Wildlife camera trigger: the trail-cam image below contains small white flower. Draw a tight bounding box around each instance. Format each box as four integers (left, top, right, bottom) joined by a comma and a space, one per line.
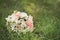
21, 21, 26, 28
28, 15, 33, 23
21, 12, 28, 18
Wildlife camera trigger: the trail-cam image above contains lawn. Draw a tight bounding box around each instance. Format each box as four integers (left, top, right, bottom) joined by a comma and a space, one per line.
0, 0, 60, 40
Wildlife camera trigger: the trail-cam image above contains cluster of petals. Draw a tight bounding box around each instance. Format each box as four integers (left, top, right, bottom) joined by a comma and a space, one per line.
5, 11, 34, 33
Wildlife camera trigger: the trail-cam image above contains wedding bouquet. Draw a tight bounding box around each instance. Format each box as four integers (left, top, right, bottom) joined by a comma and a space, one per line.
5, 10, 34, 33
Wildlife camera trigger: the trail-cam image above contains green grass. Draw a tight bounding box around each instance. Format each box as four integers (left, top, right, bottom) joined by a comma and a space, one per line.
0, 0, 60, 40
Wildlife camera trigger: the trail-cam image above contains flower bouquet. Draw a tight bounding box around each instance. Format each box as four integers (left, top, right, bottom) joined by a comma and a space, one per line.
5, 11, 34, 33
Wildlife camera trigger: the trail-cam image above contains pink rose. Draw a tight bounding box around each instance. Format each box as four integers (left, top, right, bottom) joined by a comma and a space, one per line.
25, 20, 33, 29
15, 12, 21, 18
16, 25, 21, 30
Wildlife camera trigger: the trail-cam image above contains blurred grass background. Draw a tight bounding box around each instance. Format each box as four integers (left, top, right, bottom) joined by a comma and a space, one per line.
0, 0, 60, 40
